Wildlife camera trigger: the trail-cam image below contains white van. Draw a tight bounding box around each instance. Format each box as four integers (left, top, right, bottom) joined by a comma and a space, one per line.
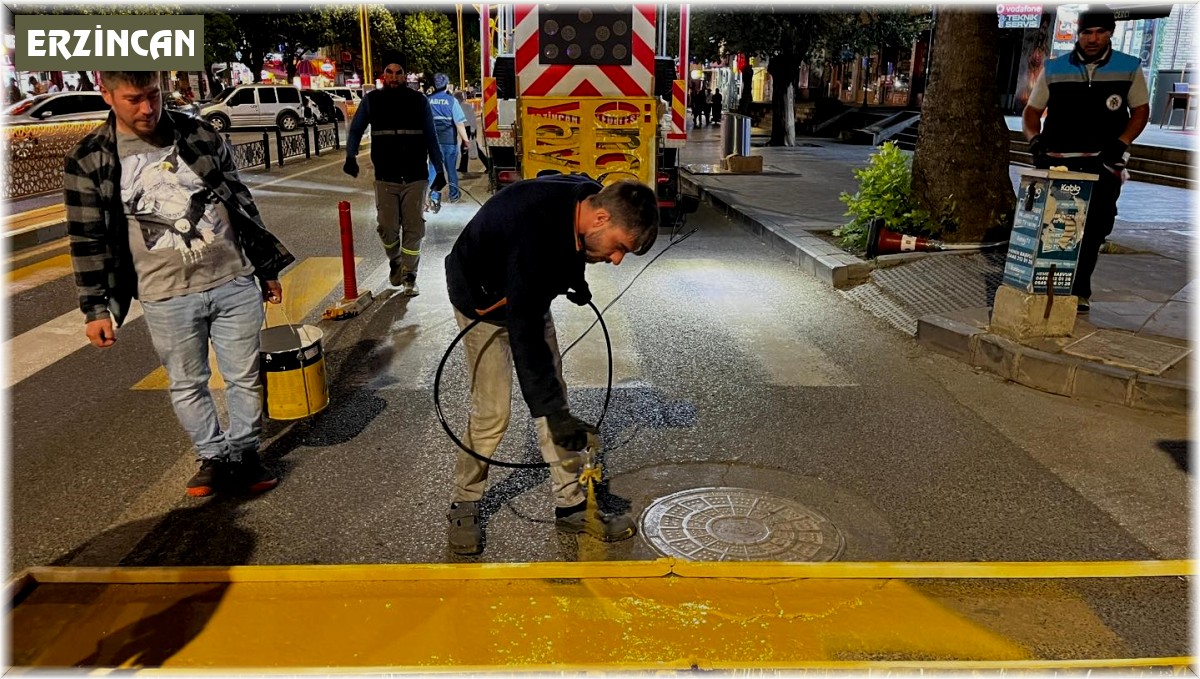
200, 84, 305, 132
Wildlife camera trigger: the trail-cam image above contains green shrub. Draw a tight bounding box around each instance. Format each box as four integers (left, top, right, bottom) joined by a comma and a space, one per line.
834, 142, 945, 252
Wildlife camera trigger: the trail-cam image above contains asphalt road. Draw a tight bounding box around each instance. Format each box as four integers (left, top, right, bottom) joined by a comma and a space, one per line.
4, 152, 1189, 656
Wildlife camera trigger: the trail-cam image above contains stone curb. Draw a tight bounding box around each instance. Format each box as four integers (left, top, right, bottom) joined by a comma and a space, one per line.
916, 313, 1189, 415
6, 220, 69, 254
680, 173, 871, 289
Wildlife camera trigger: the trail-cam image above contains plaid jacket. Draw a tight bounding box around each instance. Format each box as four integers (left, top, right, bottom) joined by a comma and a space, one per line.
64, 110, 294, 326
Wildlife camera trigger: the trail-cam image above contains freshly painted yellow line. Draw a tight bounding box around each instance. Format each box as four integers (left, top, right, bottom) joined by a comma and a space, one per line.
6, 254, 73, 295
9, 563, 1190, 670
18, 558, 1195, 584
131, 258, 353, 390
668, 558, 1197, 579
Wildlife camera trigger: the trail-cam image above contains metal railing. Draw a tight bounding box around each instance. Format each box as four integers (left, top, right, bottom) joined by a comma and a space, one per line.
5, 119, 345, 201
227, 131, 273, 171
2, 121, 104, 201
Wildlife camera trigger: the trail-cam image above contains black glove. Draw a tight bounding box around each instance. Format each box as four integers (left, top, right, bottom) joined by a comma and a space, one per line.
432, 171, 448, 192
566, 280, 591, 306
342, 157, 359, 178
1100, 139, 1129, 174
1028, 135, 1050, 168
546, 411, 598, 452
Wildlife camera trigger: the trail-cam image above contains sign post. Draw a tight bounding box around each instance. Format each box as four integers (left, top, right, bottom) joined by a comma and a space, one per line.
992, 168, 1098, 340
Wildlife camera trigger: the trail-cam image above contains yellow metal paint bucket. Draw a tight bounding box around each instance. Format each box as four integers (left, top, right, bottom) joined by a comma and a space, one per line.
260, 324, 329, 420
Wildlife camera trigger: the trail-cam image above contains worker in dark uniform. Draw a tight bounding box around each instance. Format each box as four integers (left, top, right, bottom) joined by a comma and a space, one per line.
1022, 9, 1149, 312
443, 175, 659, 556
344, 53, 446, 296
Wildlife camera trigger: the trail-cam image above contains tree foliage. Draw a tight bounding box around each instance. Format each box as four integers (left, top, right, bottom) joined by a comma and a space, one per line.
397, 11, 460, 79
690, 7, 927, 145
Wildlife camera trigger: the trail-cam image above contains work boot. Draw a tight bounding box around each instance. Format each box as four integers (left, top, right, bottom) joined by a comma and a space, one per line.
555, 502, 636, 542
186, 457, 228, 497
398, 273, 419, 297
1077, 297, 1090, 313
448, 501, 483, 555
228, 450, 279, 495
389, 260, 405, 287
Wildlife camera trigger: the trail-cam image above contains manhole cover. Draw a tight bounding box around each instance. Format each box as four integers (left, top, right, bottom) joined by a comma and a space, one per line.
639, 487, 844, 562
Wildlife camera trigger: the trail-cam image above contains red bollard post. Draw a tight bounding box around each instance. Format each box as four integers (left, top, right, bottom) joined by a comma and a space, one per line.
338, 201, 359, 301
323, 201, 373, 320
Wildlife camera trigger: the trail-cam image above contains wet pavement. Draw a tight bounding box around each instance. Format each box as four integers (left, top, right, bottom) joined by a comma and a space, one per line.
678, 123, 1193, 405
4, 139, 1190, 662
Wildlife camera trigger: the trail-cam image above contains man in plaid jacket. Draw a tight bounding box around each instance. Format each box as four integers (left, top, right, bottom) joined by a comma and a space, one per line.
65, 71, 294, 497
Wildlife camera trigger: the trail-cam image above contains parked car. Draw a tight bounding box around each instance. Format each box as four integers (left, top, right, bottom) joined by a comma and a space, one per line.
300, 89, 339, 124
199, 84, 305, 132
163, 90, 201, 118
319, 87, 361, 105
2, 91, 110, 124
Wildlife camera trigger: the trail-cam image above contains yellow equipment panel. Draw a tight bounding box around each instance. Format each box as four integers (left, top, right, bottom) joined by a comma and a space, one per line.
519, 97, 658, 186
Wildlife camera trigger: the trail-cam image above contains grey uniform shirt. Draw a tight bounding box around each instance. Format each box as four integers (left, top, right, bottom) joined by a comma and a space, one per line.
117, 130, 253, 301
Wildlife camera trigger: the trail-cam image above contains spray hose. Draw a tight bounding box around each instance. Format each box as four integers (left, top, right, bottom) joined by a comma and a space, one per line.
433, 299, 613, 471
433, 208, 699, 480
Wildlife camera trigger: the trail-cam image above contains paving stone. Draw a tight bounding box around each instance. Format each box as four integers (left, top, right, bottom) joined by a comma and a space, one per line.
1014, 349, 1077, 397
972, 334, 1022, 381
917, 313, 984, 360
1130, 375, 1190, 414
1073, 362, 1136, 406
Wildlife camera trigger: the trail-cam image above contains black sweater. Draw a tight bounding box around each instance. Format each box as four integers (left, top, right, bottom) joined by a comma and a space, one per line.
445, 174, 600, 417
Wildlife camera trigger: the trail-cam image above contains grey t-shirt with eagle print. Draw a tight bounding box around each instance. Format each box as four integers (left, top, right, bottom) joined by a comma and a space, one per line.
117, 130, 253, 302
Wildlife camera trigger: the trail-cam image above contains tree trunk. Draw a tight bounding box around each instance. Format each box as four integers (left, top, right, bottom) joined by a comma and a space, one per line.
767, 53, 796, 146
911, 9, 1014, 243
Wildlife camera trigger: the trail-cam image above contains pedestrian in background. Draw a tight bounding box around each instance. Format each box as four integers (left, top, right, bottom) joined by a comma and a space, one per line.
454, 88, 475, 176
6, 77, 23, 104
1022, 9, 1149, 313
426, 73, 471, 210
343, 54, 446, 296
64, 71, 294, 497
710, 88, 723, 125
442, 175, 660, 555
700, 86, 712, 125
691, 87, 707, 128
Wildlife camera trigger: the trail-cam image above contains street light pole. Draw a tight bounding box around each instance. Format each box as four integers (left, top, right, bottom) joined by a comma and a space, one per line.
457, 4, 467, 89
359, 4, 374, 91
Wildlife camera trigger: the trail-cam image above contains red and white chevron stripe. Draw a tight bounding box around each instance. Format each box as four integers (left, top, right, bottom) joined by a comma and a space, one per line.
514, 4, 656, 98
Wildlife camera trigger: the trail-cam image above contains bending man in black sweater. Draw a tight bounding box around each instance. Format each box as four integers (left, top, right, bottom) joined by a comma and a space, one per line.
444, 175, 659, 555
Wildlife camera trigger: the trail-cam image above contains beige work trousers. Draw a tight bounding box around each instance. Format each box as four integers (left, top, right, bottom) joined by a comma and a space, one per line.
373, 179, 426, 276
451, 308, 584, 508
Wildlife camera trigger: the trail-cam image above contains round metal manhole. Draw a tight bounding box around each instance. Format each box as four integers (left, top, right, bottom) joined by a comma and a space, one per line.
639, 487, 845, 562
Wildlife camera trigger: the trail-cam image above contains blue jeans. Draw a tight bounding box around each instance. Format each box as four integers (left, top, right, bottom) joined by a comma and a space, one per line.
428, 143, 460, 201
141, 275, 265, 462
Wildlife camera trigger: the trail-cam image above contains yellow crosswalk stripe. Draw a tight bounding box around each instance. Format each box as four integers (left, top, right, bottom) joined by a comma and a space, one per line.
554, 274, 639, 388
4, 204, 66, 234
6, 254, 74, 297
132, 258, 354, 390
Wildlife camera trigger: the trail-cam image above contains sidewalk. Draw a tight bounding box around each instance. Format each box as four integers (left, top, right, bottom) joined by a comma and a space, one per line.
678, 123, 1192, 414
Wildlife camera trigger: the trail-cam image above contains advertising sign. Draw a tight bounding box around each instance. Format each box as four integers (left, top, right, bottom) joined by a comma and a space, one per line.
1052, 4, 1086, 56
519, 97, 658, 186
998, 4, 1043, 29
1003, 169, 1096, 295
